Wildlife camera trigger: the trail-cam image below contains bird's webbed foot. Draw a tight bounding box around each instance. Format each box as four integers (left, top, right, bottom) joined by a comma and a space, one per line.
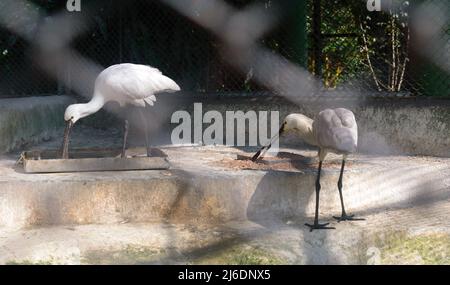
304, 222, 335, 232
333, 214, 365, 222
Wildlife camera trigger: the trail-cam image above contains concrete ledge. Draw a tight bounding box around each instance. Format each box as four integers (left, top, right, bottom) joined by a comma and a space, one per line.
1, 146, 449, 229
0, 96, 74, 154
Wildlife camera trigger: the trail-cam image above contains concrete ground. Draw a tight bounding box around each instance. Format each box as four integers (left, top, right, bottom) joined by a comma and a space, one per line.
1, 201, 449, 265
0, 126, 449, 264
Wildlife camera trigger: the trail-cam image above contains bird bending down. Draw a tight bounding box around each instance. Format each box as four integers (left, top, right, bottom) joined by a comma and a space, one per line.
252, 108, 364, 232
61, 63, 180, 159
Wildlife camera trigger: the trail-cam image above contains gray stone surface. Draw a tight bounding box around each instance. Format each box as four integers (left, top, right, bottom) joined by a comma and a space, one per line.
1, 140, 449, 229
1, 94, 449, 157
1, 198, 449, 265
81, 94, 450, 157
0, 96, 74, 153
173, 96, 450, 157
0, 123, 448, 265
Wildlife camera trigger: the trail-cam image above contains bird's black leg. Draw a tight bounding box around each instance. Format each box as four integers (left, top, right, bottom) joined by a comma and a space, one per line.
138, 109, 151, 157
305, 161, 335, 232
61, 120, 73, 159
121, 120, 129, 158
333, 159, 365, 222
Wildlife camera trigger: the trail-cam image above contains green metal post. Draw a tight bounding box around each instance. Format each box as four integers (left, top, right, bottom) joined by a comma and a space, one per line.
287, 0, 309, 68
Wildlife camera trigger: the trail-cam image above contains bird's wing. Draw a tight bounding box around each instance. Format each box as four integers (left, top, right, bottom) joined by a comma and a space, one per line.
96, 64, 180, 105
313, 108, 358, 154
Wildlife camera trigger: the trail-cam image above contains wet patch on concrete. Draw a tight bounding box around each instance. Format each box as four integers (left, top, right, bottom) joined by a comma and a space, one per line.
82, 245, 166, 265
6, 259, 54, 265
192, 245, 284, 265
370, 231, 450, 265
350, 231, 450, 265
80, 243, 285, 265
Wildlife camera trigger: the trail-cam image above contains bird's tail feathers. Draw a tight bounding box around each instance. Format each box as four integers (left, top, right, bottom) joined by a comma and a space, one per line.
144, 95, 156, 106
147, 66, 163, 74
159, 75, 181, 93
334, 129, 357, 153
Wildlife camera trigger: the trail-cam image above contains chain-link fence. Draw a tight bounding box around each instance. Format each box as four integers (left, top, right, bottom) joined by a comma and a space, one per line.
309, 0, 449, 97
0, 0, 449, 98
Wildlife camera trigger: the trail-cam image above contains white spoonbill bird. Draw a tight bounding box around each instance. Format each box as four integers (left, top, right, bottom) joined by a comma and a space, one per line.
61, 63, 180, 159
252, 108, 364, 231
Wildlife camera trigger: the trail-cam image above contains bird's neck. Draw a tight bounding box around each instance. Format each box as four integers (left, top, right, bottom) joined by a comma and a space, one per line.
298, 121, 318, 147
80, 94, 105, 119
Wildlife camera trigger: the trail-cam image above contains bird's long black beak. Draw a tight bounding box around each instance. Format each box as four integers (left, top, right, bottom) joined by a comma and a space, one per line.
61, 119, 73, 159
251, 123, 285, 162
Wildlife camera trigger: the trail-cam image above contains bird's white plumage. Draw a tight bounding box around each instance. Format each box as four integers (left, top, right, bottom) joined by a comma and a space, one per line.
95, 63, 180, 107
313, 108, 358, 154
64, 63, 180, 123
283, 113, 317, 146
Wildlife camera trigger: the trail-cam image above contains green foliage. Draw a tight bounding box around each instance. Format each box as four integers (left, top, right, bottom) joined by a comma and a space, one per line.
312, 0, 367, 88
0, 0, 448, 97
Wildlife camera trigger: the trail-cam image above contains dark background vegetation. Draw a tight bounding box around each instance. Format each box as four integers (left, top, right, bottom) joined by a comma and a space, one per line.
0, 0, 448, 98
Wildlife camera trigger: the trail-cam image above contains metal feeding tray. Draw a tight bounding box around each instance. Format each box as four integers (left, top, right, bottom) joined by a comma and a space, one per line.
20, 148, 170, 173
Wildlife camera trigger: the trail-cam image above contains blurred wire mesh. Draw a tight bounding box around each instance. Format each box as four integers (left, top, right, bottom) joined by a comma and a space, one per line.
0, 0, 448, 98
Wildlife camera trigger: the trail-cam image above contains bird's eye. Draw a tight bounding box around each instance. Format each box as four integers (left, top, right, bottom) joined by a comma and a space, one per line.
71, 116, 74, 119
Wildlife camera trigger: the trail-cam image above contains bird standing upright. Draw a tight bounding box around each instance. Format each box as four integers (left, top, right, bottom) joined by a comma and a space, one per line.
252, 108, 364, 232
61, 63, 180, 159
